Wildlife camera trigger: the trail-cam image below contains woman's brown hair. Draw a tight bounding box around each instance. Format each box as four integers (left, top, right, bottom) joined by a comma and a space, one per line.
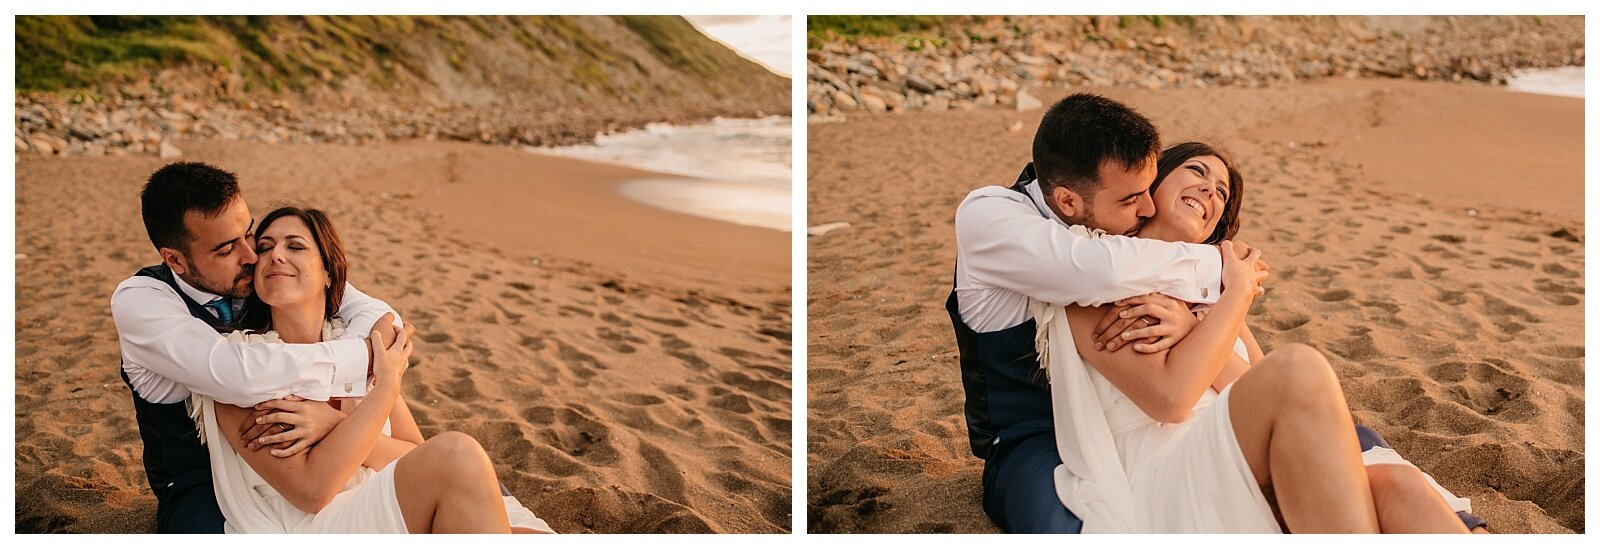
1150, 142, 1244, 245
234, 206, 348, 333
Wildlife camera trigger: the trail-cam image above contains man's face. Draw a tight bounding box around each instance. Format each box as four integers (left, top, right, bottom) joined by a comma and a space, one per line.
163, 198, 258, 299
1079, 157, 1158, 236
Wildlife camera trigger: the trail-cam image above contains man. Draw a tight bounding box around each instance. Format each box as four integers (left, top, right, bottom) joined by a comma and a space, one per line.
111, 161, 405, 533
949, 94, 1227, 533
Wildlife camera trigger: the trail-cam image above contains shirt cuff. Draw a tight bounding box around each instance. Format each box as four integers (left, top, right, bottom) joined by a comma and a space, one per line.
1191, 245, 1223, 305
328, 338, 371, 398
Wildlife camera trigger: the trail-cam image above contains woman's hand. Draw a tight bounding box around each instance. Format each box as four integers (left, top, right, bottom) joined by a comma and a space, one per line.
1093, 293, 1201, 353
241, 395, 350, 457
371, 323, 413, 388
1220, 240, 1267, 298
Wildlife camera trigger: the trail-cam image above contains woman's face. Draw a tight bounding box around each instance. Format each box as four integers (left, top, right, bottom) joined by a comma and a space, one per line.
253, 216, 329, 309
1144, 155, 1230, 244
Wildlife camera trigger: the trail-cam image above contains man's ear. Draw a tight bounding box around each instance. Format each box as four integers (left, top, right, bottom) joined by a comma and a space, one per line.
159, 247, 189, 275
1049, 185, 1085, 219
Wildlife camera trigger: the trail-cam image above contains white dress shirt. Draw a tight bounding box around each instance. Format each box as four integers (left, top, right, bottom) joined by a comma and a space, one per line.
953, 180, 1224, 333
112, 273, 400, 406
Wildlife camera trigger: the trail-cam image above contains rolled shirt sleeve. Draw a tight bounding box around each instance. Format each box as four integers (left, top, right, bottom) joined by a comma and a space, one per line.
112, 276, 381, 406
955, 185, 1223, 307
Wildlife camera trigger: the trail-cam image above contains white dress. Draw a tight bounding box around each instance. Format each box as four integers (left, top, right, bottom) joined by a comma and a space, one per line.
1031, 242, 1470, 532
188, 320, 554, 533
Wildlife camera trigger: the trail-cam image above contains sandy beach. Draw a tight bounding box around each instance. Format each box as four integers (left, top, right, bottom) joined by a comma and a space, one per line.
805, 79, 1583, 533
14, 140, 792, 533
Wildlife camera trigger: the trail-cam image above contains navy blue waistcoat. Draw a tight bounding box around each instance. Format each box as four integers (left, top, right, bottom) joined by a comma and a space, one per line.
122, 265, 224, 520
950, 167, 1056, 459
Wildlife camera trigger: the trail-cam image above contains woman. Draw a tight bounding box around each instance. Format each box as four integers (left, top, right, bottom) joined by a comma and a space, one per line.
1037, 143, 1474, 533
188, 207, 553, 533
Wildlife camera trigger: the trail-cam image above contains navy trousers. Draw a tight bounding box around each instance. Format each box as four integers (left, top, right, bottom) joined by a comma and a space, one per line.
156, 475, 225, 533
982, 425, 1483, 533
981, 432, 1083, 533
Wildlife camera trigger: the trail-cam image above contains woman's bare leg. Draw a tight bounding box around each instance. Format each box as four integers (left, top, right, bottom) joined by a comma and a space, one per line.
393, 431, 512, 533
1227, 343, 1380, 533
1367, 464, 1470, 533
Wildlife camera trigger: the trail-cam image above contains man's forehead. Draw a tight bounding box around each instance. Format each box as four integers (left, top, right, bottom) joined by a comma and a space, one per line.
1099, 158, 1158, 189
182, 201, 252, 236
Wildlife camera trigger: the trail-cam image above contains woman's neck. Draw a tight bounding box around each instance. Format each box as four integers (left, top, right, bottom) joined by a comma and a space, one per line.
269, 301, 327, 344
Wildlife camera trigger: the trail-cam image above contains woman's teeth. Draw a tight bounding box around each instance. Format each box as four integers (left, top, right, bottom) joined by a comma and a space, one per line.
1182, 197, 1206, 220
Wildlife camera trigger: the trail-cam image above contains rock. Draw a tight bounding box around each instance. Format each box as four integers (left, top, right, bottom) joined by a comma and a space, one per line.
926, 96, 951, 112
1016, 89, 1043, 112
1007, 120, 1024, 132
998, 78, 1020, 96
906, 74, 940, 93
860, 93, 888, 113
68, 123, 103, 141
30, 132, 65, 156
808, 222, 851, 236
159, 140, 183, 159
15, 135, 29, 152
860, 85, 903, 111
832, 90, 858, 110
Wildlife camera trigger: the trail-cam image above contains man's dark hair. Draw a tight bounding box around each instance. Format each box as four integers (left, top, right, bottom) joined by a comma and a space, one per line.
141, 161, 241, 253
1032, 93, 1161, 199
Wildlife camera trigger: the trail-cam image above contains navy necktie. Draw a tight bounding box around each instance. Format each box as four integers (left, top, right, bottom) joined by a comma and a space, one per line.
205, 298, 234, 324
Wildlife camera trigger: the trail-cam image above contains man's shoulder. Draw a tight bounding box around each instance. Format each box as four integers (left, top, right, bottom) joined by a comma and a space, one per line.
111, 271, 179, 308
956, 184, 1037, 226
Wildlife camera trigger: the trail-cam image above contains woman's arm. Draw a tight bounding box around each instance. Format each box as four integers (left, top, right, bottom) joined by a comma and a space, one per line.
1067, 290, 1253, 422
1240, 323, 1265, 363
1207, 323, 1262, 392
358, 396, 425, 470
211, 324, 413, 513
213, 382, 400, 513
1063, 242, 1264, 423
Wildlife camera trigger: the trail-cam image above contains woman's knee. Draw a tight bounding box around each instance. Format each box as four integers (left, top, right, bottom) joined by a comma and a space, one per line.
1262, 344, 1339, 391
1252, 344, 1347, 415
415, 431, 495, 475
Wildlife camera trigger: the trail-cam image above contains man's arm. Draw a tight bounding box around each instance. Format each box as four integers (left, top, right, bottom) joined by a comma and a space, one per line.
336, 282, 401, 341
955, 189, 1222, 307
112, 278, 370, 407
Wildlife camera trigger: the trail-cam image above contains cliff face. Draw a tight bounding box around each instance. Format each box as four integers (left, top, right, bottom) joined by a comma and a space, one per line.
15, 16, 791, 156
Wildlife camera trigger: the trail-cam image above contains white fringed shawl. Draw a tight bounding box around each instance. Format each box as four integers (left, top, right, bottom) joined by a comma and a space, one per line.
1031, 298, 1143, 533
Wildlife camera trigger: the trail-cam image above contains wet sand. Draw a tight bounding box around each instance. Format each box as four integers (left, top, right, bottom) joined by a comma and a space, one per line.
14, 140, 792, 533
806, 78, 1583, 533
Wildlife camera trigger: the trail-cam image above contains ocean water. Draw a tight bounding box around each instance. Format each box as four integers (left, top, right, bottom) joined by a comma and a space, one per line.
532, 116, 792, 232
1505, 66, 1584, 98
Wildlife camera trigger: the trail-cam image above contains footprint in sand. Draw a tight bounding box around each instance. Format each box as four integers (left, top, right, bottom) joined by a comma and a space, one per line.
1539, 262, 1580, 279
660, 334, 711, 371
556, 341, 607, 378
541, 405, 620, 465
1491, 257, 1535, 269
1265, 312, 1311, 331
635, 313, 690, 328
1314, 289, 1354, 302
616, 392, 666, 406
1429, 361, 1534, 421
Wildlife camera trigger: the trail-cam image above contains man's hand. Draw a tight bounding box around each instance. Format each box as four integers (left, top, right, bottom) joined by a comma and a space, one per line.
1091, 293, 1200, 353
238, 395, 348, 457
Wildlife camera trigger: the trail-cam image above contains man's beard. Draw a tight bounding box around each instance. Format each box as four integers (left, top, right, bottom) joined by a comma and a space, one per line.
190, 261, 254, 299
1068, 205, 1145, 236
